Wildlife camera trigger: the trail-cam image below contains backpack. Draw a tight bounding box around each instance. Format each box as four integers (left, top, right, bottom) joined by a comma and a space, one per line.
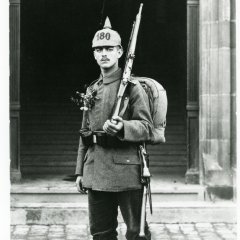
131, 76, 168, 144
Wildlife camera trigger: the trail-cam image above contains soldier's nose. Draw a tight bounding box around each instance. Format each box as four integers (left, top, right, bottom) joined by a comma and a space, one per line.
102, 48, 108, 55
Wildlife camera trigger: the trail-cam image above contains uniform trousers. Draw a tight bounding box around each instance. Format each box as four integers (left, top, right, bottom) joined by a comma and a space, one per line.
88, 189, 151, 240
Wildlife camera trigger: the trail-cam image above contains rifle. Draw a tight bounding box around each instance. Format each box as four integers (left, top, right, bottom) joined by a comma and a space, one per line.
110, 4, 153, 237
111, 3, 143, 122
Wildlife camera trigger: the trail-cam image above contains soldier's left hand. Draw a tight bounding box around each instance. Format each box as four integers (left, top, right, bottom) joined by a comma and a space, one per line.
103, 116, 124, 136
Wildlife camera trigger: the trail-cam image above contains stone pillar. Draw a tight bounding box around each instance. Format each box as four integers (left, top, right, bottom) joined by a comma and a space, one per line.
10, 0, 21, 182
230, 0, 236, 200
199, 0, 233, 190
185, 0, 200, 184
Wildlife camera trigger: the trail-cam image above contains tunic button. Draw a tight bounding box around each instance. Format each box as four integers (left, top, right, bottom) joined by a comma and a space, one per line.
126, 159, 130, 163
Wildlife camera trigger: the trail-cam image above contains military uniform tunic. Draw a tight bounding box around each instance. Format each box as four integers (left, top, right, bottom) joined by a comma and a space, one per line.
75, 68, 153, 191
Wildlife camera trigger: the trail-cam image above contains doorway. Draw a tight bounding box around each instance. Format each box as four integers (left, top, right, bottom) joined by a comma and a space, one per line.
20, 0, 187, 176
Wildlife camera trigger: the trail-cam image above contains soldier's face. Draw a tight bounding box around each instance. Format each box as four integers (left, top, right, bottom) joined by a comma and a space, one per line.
93, 46, 123, 69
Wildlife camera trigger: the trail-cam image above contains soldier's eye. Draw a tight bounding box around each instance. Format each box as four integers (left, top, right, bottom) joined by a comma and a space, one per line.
107, 47, 114, 52
95, 48, 102, 53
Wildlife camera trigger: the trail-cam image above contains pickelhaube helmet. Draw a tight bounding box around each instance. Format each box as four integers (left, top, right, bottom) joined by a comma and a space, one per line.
92, 17, 122, 48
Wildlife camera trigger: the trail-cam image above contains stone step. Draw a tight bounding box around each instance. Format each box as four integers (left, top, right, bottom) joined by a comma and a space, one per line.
11, 174, 204, 204
11, 185, 204, 204
11, 201, 236, 225
20, 138, 186, 146
11, 176, 235, 225
21, 166, 188, 175
20, 110, 184, 118
150, 166, 187, 174
20, 162, 187, 174
21, 166, 75, 175
21, 155, 187, 163
20, 143, 187, 151
20, 149, 187, 156
20, 117, 185, 125
20, 134, 186, 144
22, 148, 183, 157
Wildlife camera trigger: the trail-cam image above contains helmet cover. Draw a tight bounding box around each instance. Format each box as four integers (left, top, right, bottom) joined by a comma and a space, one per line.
92, 17, 121, 48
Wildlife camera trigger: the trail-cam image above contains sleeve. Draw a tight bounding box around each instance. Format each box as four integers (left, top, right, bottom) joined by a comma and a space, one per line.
117, 81, 154, 142
75, 110, 89, 176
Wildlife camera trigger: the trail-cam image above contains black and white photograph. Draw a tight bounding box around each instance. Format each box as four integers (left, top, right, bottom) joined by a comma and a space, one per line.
1, 0, 238, 239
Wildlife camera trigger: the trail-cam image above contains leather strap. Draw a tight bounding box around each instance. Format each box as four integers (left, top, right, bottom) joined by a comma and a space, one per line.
119, 96, 130, 117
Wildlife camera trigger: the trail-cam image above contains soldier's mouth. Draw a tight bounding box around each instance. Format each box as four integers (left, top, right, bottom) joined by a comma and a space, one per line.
101, 59, 110, 62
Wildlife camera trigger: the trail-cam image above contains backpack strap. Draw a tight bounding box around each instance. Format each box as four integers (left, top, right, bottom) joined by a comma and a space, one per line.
117, 77, 138, 118
118, 82, 134, 118
119, 96, 130, 117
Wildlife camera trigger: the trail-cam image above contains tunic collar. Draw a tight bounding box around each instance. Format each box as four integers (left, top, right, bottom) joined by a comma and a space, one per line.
99, 68, 122, 85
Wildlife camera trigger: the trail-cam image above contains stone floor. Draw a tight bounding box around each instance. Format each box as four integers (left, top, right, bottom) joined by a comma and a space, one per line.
11, 223, 237, 240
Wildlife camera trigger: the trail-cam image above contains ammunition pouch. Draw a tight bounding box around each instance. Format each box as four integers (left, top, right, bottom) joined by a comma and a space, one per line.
79, 128, 125, 148
79, 128, 93, 146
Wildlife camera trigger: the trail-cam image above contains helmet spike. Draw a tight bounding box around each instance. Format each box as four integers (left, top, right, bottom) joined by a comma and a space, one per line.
103, 16, 112, 29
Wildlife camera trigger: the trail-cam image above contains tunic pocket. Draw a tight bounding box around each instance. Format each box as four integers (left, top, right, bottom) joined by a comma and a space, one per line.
113, 154, 140, 165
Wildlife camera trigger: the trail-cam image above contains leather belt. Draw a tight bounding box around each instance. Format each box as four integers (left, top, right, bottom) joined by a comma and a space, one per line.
79, 129, 125, 148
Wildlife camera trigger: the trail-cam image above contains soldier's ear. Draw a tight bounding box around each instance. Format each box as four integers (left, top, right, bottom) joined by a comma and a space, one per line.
93, 51, 97, 60
117, 47, 123, 59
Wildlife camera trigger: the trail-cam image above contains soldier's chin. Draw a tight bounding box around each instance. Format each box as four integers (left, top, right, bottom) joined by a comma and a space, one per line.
100, 62, 112, 69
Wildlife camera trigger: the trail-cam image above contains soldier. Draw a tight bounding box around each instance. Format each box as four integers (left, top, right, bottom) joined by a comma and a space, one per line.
75, 17, 152, 240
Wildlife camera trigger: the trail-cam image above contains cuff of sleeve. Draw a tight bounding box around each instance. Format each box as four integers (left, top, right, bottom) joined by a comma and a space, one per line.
117, 120, 131, 141
116, 125, 124, 140
75, 174, 82, 177
75, 167, 83, 176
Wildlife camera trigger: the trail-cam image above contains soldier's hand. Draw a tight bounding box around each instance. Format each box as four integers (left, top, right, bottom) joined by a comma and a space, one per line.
76, 176, 87, 194
103, 116, 124, 136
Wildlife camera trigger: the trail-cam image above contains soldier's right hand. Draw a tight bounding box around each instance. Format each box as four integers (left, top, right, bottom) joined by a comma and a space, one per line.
76, 176, 87, 194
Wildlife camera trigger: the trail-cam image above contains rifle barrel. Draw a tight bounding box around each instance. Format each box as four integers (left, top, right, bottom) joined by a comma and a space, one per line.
128, 3, 143, 56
